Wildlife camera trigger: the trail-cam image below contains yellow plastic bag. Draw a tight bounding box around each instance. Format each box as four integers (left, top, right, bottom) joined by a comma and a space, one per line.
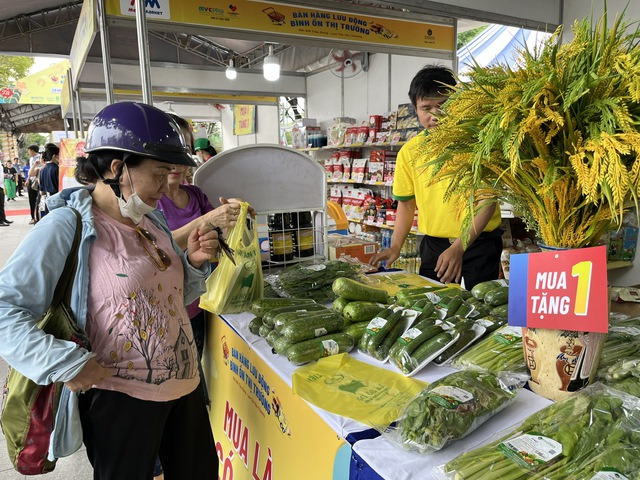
292, 353, 426, 426
199, 202, 263, 314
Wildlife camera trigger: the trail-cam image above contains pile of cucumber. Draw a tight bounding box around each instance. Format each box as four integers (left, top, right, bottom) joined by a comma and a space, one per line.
245, 278, 513, 371
249, 297, 354, 365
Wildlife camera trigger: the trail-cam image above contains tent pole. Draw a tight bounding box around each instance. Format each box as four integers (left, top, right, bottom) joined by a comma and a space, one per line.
134, 0, 153, 105
97, 0, 115, 105
75, 90, 85, 139
68, 69, 79, 138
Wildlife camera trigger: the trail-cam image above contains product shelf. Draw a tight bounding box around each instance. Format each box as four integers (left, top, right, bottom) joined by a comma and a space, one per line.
346, 216, 419, 234
299, 141, 406, 152
328, 179, 392, 186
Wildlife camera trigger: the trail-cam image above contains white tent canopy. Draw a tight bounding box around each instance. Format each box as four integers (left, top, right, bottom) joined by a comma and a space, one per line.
457, 24, 552, 81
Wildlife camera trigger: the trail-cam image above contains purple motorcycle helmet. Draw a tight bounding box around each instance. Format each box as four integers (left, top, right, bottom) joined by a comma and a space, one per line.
84, 102, 196, 167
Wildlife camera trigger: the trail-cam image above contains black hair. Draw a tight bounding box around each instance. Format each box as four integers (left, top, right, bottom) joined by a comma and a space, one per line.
43, 143, 59, 162
202, 145, 217, 157
75, 152, 145, 185
27, 144, 40, 153
167, 113, 195, 153
408, 65, 456, 107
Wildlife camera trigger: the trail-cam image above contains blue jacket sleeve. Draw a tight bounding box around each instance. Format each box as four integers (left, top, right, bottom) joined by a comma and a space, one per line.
0, 208, 93, 385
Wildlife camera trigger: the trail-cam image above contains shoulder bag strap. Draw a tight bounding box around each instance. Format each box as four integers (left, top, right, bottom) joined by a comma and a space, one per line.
50, 208, 82, 308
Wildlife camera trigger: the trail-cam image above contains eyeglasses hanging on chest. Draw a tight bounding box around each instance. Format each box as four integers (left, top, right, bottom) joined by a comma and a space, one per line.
135, 226, 172, 271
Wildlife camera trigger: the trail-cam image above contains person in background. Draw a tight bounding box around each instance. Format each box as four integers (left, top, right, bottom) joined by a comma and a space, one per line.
159, 114, 245, 369
0, 173, 12, 226
193, 137, 217, 164
3, 159, 18, 202
370, 66, 503, 290
27, 152, 44, 224
0, 102, 219, 480
38, 143, 60, 218
21, 160, 30, 198
27, 144, 40, 168
14, 157, 24, 196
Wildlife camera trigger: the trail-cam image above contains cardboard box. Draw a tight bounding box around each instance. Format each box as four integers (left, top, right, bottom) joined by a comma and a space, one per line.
328, 234, 379, 263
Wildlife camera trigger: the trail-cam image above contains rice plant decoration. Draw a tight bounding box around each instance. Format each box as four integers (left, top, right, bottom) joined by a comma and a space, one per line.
419, 10, 640, 248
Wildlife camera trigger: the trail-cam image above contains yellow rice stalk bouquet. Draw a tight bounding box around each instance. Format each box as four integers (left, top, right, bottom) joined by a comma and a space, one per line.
419, 12, 640, 248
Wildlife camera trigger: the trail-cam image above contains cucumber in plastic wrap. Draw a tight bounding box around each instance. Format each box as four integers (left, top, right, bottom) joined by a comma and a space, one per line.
265, 260, 364, 303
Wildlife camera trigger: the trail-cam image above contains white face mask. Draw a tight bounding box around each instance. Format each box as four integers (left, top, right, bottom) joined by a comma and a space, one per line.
117, 165, 156, 224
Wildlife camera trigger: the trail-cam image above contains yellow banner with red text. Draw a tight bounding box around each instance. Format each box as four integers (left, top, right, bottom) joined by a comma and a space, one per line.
205, 316, 349, 479
105, 0, 454, 53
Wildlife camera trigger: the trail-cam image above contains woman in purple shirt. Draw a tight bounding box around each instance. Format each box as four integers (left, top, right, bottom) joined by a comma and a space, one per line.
157, 116, 243, 364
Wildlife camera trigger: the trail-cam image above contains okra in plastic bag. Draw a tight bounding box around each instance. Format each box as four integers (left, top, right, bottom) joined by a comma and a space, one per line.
433, 383, 640, 480
384, 370, 526, 453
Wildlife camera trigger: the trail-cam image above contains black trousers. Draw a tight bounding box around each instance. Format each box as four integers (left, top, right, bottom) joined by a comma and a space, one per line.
0, 187, 5, 221
79, 386, 218, 480
28, 187, 38, 220
419, 233, 503, 290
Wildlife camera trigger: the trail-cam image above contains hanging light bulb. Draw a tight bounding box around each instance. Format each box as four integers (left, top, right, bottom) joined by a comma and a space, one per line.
225, 59, 237, 80
263, 45, 280, 81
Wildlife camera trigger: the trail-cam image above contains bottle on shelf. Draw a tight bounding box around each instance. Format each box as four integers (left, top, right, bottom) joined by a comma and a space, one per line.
292, 211, 315, 257
268, 213, 294, 262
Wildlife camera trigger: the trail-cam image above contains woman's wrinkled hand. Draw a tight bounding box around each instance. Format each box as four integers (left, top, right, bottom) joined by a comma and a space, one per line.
65, 357, 111, 394
187, 224, 220, 268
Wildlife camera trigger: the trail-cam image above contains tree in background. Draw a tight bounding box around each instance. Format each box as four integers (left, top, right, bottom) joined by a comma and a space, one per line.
457, 26, 488, 50
0, 56, 34, 87
17, 133, 47, 163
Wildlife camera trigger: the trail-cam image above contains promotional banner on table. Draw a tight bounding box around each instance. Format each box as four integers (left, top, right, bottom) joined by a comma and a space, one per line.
105, 0, 455, 54
205, 317, 349, 479
508, 246, 609, 333
0, 60, 69, 105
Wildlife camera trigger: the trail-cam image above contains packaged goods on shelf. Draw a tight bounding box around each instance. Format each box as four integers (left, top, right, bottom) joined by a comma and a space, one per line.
366, 160, 384, 183
396, 103, 421, 129
369, 114, 382, 142
328, 233, 379, 264
381, 111, 397, 132
328, 117, 356, 146
330, 186, 343, 205
369, 114, 383, 131
343, 188, 371, 221
324, 157, 334, 181
403, 127, 422, 142
351, 158, 368, 183
609, 226, 638, 262
291, 125, 322, 149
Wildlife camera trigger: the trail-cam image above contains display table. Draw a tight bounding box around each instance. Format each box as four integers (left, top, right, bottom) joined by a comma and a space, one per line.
204, 311, 552, 480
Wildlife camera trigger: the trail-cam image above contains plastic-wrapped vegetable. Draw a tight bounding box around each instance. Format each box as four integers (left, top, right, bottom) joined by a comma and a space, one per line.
433, 384, 640, 480
265, 260, 364, 303
452, 326, 526, 373
386, 370, 525, 453
597, 326, 640, 372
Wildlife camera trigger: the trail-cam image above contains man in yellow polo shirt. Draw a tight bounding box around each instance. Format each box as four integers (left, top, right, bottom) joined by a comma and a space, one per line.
370, 66, 502, 289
